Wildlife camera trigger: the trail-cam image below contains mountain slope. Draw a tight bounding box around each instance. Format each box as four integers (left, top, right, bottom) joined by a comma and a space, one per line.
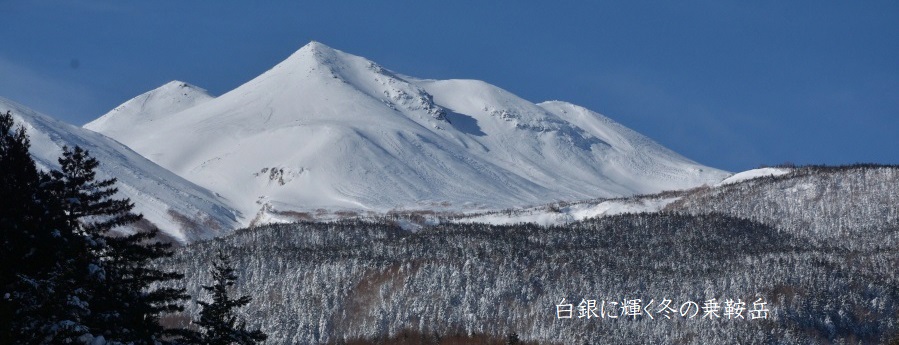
86, 42, 729, 225
2, 97, 239, 243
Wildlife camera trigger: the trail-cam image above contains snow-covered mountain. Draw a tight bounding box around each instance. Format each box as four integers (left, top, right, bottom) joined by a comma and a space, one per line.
86, 81, 214, 140
1, 97, 239, 243
85, 41, 729, 226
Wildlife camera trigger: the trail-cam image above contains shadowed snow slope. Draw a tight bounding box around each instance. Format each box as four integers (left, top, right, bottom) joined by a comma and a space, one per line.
2, 97, 239, 243
85, 41, 729, 226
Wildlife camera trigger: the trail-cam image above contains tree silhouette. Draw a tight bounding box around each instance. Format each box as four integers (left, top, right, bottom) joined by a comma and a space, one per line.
1, 110, 190, 343
0, 111, 92, 342
193, 251, 267, 344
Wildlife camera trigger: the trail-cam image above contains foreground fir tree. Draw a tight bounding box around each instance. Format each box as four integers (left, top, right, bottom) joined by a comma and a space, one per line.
1, 110, 191, 343
48, 145, 190, 343
0, 110, 92, 343
192, 251, 267, 345
49, 145, 142, 235
97, 231, 192, 343
0, 109, 37, 340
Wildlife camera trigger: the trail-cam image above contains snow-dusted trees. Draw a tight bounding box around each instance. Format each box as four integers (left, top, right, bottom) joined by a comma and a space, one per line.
161, 194, 899, 344
191, 251, 267, 344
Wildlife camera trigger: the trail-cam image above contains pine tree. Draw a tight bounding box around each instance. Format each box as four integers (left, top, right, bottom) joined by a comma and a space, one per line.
506, 332, 520, 345
0, 111, 92, 343
49, 145, 142, 235
0, 109, 37, 341
48, 145, 190, 343
193, 251, 267, 345
97, 230, 191, 343
0, 111, 192, 343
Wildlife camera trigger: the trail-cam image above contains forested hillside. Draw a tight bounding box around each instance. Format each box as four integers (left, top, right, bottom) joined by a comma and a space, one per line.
669, 165, 899, 249
162, 195, 899, 344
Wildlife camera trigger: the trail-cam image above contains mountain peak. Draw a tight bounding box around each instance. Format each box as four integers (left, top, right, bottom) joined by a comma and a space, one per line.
159, 80, 205, 91
84, 80, 213, 134
300, 40, 333, 53
280, 41, 343, 67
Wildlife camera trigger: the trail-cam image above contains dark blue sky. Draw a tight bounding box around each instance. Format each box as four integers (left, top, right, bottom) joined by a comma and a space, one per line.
1, 1, 896, 171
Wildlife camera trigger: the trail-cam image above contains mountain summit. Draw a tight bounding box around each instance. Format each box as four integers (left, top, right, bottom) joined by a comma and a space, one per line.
86, 80, 213, 138
85, 41, 728, 225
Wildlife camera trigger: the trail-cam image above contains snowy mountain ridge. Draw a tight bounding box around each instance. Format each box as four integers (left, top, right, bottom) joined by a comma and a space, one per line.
84, 41, 729, 227
1, 97, 239, 243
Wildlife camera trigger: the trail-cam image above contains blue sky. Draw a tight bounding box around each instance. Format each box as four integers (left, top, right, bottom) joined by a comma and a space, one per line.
1, 1, 896, 171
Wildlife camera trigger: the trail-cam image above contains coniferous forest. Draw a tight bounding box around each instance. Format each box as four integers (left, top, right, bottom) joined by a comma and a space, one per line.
3, 110, 899, 344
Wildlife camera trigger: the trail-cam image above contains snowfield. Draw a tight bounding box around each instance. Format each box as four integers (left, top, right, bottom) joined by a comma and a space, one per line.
84, 42, 729, 227
716, 167, 791, 186
457, 196, 682, 226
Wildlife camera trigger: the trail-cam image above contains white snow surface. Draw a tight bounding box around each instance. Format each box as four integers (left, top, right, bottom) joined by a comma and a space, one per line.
85, 41, 729, 227
717, 167, 791, 186
2, 97, 239, 243
458, 197, 681, 226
